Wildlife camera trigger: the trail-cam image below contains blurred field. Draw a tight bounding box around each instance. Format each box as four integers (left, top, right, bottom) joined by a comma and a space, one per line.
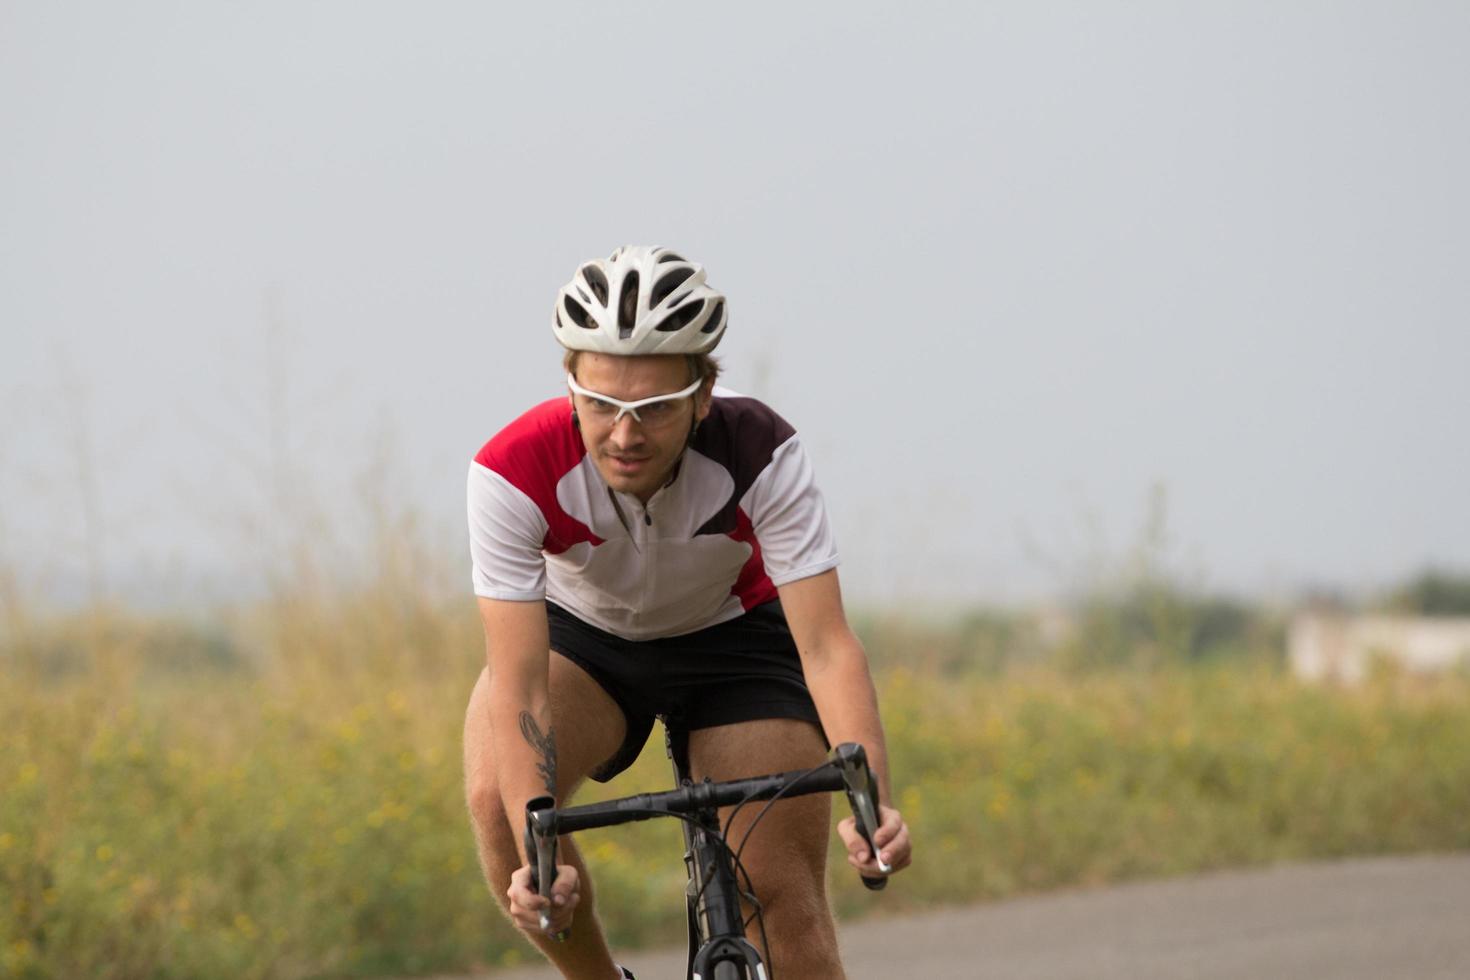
4, 592, 1470, 980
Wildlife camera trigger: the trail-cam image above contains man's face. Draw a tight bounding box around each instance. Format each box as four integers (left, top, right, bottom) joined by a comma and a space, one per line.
569, 353, 713, 503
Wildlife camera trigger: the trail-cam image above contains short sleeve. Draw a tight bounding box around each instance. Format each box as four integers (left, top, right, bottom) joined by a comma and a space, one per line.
739, 435, 840, 586
467, 461, 549, 600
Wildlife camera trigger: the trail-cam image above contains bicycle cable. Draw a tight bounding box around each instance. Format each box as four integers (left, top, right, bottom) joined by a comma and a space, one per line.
689, 822, 771, 978
719, 759, 841, 980
589, 761, 839, 979
680, 762, 830, 980
727, 759, 838, 871
737, 862, 774, 977
585, 803, 771, 972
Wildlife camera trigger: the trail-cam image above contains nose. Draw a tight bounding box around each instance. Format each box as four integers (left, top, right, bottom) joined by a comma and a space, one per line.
608, 413, 645, 448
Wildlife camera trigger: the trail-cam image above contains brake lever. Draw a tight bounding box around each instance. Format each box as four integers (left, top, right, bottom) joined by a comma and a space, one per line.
524, 796, 560, 933
831, 743, 891, 890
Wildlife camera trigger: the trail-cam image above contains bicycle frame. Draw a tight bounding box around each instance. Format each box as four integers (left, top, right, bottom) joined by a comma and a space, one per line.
667, 727, 768, 980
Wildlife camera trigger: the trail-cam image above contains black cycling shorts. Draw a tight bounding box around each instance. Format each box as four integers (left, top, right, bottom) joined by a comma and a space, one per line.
546, 599, 823, 782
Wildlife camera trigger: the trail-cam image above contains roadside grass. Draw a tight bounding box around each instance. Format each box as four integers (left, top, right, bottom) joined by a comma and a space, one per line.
4, 607, 1470, 979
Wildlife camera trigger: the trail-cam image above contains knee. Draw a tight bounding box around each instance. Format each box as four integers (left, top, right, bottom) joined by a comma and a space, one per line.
760, 886, 838, 974
463, 677, 507, 835
749, 869, 832, 942
465, 770, 507, 834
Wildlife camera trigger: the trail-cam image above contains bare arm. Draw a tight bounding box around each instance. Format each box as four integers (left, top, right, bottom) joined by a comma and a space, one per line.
778, 568, 911, 875
477, 596, 560, 862
778, 569, 891, 797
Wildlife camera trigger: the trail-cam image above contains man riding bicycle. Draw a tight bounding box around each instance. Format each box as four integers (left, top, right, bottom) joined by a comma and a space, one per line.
464, 246, 912, 979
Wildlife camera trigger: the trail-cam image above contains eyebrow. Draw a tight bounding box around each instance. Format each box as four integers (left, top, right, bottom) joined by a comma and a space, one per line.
566, 374, 702, 406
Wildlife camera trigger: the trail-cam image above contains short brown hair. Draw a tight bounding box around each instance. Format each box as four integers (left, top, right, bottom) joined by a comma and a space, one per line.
562, 350, 722, 386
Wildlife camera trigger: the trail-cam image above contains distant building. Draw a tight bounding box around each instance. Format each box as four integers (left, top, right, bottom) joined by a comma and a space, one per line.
1288, 613, 1470, 683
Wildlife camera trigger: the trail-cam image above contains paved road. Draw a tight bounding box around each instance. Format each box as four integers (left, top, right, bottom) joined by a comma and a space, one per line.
478, 853, 1470, 979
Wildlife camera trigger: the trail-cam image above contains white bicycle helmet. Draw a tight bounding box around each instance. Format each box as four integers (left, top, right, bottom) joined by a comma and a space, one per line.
553, 245, 728, 355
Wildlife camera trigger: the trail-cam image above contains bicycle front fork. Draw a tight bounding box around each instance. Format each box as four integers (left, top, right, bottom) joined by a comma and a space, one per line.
667, 727, 768, 980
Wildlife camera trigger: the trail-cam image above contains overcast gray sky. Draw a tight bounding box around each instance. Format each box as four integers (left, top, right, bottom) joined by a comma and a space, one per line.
3, 1, 1468, 609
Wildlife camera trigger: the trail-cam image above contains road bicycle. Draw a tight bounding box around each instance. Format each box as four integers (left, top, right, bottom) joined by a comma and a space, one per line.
524, 729, 890, 980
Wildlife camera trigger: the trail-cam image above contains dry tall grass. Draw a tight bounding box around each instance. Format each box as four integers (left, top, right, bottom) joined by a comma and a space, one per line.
5, 578, 1470, 978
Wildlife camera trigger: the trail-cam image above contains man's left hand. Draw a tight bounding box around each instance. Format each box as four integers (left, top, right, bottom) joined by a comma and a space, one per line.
838, 804, 911, 878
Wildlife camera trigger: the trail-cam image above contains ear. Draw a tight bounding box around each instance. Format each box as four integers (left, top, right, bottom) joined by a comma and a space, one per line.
694, 379, 715, 423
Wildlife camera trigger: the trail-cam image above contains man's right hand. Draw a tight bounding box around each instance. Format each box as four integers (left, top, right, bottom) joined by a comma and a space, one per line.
507, 862, 581, 939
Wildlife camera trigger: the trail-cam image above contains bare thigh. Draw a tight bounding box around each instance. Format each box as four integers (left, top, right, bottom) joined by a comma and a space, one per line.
464, 652, 630, 806
687, 718, 833, 905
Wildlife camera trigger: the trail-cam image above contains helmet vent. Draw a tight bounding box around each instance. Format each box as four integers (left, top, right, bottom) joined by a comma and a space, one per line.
553, 247, 725, 355
562, 295, 595, 330
581, 265, 609, 306
617, 271, 640, 339
658, 299, 706, 332
701, 300, 725, 334
650, 268, 695, 308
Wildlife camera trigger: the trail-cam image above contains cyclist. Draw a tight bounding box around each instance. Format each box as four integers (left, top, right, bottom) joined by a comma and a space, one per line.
464, 246, 912, 980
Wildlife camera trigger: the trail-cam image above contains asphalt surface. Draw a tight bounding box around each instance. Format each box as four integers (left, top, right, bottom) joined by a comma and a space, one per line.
475, 853, 1470, 979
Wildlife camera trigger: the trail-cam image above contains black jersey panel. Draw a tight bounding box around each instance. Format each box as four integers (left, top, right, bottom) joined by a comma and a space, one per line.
691, 396, 797, 536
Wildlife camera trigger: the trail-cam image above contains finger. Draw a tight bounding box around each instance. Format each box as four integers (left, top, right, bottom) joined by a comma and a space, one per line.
876, 824, 912, 870
507, 867, 545, 904
509, 896, 551, 936
872, 807, 904, 848
508, 885, 549, 912
874, 828, 901, 863
847, 827, 898, 875
846, 846, 882, 875
544, 908, 575, 935
549, 886, 580, 915
543, 894, 580, 933
511, 906, 543, 932
550, 866, 580, 907
835, 816, 871, 860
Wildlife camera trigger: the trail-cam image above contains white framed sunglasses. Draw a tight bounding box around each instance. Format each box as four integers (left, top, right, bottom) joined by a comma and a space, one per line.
566, 373, 703, 426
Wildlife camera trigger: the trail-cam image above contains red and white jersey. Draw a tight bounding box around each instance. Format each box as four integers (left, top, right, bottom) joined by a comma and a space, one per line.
467, 388, 839, 640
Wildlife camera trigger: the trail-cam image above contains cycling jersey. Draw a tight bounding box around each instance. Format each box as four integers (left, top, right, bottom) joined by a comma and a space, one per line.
467, 388, 839, 640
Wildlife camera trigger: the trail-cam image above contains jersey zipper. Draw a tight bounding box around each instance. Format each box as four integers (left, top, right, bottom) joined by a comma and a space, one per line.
606, 489, 643, 551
